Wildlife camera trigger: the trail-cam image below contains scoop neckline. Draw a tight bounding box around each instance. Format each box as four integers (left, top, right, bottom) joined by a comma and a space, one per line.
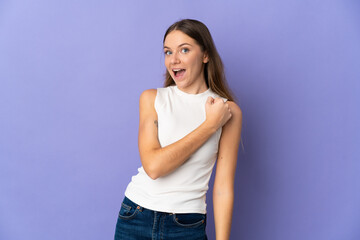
173, 85, 211, 97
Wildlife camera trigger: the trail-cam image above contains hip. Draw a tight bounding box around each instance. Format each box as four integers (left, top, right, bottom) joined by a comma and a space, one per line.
114, 196, 208, 240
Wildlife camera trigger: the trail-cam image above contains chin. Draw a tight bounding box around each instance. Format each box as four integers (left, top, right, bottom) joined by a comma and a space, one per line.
174, 81, 186, 87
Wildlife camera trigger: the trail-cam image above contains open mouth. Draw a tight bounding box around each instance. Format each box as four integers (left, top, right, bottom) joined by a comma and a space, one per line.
173, 69, 186, 77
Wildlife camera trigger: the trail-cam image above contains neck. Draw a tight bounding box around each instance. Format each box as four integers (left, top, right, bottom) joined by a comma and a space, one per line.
177, 71, 208, 94
177, 81, 208, 94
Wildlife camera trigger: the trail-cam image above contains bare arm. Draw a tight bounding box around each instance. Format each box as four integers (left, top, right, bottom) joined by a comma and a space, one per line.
138, 89, 231, 180
213, 101, 242, 240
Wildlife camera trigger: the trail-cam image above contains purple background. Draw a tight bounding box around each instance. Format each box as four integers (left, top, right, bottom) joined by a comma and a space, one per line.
1, 0, 359, 239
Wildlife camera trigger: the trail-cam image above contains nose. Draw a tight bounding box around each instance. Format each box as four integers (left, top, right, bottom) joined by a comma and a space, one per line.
170, 51, 180, 65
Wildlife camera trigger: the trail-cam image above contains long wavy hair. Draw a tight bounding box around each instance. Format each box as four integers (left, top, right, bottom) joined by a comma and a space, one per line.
162, 19, 236, 102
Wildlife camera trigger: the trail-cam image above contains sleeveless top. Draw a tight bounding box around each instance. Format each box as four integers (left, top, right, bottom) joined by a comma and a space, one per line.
124, 85, 228, 214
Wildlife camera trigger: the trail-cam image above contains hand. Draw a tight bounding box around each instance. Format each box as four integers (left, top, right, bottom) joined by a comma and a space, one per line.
205, 96, 232, 130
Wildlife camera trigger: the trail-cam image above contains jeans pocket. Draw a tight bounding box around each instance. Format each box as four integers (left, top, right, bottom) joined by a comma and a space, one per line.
118, 197, 140, 220
173, 213, 206, 228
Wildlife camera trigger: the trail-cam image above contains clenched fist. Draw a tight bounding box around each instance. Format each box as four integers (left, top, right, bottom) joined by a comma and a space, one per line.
205, 96, 232, 130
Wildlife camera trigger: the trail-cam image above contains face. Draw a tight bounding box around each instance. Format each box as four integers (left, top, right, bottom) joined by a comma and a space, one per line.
163, 30, 209, 88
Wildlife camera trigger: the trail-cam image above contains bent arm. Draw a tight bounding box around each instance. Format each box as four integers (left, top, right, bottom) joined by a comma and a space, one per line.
213, 101, 242, 240
138, 89, 219, 180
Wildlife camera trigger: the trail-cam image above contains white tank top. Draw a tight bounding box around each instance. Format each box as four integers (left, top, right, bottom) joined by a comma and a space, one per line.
124, 85, 228, 214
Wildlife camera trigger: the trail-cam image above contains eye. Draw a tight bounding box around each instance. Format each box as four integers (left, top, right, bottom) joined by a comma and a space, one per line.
164, 50, 172, 55
181, 48, 189, 53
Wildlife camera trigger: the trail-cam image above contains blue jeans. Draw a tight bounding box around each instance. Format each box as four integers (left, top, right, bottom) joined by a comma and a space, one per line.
114, 196, 208, 240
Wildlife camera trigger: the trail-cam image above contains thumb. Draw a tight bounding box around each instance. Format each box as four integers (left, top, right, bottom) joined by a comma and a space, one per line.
206, 96, 214, 105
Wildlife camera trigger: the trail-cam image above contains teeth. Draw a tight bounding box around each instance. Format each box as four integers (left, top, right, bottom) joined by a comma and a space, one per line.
173, 69, 184, 72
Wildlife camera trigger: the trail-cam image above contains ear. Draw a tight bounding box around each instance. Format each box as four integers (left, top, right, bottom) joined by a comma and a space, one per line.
203, 51, 209, 63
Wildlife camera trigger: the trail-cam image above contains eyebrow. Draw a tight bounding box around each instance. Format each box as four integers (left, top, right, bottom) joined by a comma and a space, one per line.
163, 43, 193, 49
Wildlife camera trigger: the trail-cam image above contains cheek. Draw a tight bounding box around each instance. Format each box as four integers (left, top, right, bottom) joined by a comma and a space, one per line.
189, 57, 203, 72
189, 54, 202, 65
165, 60, 172, 74
164, 59, 170, 69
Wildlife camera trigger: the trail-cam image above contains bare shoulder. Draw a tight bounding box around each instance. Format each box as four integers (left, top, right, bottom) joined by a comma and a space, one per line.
227, 101, 242, 121
139, 88, 157, 102
217, 101, 242, 158
139, 89, 157, 117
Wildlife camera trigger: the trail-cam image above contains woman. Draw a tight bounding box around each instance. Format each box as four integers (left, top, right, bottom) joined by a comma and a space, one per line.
114, 19, 242, 240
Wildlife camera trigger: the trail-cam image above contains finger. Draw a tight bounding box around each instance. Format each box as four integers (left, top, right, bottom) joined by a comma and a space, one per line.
207, 96, 214, 104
